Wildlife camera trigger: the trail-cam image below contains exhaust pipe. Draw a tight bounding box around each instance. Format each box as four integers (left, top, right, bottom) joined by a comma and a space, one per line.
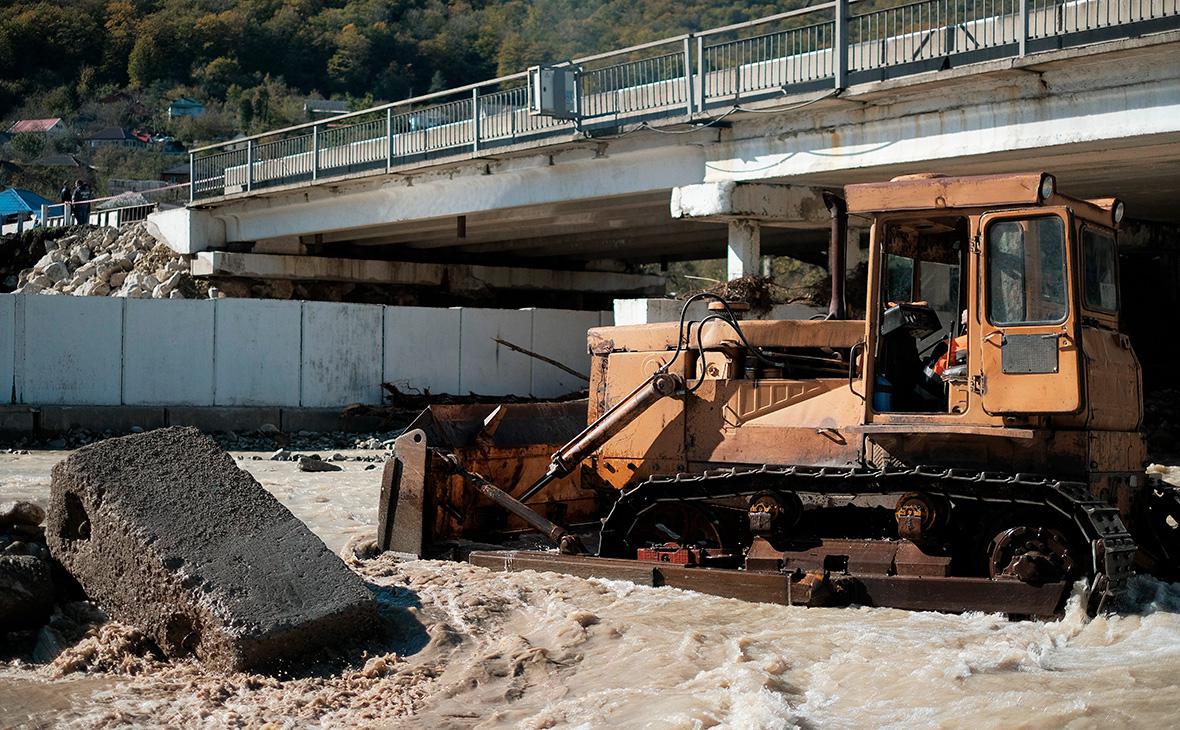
823, 192, 848, 320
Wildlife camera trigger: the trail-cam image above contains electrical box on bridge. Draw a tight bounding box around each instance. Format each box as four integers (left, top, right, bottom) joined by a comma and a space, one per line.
529, 65, 580, 120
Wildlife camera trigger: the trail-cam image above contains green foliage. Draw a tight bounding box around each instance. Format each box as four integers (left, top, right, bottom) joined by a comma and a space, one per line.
7, 132, 45, 161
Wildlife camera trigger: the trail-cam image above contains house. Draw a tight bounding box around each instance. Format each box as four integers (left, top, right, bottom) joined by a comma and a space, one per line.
167, 97, 205, 119
303, 98, 351, 119
85, 127, 146, 149
7, 118, 65, 136
0, 187, 56, 232
160, 162, 191, 185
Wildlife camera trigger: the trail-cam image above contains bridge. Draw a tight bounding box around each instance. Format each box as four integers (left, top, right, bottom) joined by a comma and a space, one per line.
152, 0, 1180, 294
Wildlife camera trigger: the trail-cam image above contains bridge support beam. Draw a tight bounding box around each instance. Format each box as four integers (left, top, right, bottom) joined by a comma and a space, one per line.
727, 220, 761, 279
671, 181, 830, 281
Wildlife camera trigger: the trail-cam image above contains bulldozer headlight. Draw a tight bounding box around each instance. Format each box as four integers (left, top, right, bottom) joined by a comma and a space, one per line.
1113, 200, 1125, 224
1039, 174, 1055, 201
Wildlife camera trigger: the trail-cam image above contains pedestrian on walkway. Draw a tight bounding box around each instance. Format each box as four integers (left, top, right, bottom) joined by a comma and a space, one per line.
71, 179, 91, 226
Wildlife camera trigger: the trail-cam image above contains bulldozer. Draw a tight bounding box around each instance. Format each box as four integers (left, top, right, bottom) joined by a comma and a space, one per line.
377, 172, 1180, 616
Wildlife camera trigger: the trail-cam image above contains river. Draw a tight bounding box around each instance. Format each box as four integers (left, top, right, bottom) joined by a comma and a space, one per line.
2, 453, 1179, 729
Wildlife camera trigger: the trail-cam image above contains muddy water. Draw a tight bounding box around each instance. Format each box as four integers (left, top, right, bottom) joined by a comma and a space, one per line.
3, 452, 1180, 729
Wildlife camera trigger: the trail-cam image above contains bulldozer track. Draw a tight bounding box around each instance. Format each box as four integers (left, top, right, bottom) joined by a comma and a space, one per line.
600, 464, 1138, 610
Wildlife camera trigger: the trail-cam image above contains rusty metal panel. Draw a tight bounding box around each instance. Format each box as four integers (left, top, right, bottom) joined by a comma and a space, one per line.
845, 173, 1045, 214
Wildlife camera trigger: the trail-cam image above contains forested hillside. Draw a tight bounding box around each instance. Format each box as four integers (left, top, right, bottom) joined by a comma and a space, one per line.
1, 0, 792, 136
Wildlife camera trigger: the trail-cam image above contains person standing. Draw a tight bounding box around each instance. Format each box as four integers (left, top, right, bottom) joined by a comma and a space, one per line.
71, 179, 91, 226
59, 180, 72, 223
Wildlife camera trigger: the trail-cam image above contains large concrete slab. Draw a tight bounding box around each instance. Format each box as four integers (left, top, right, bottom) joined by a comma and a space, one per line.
459, 309, 532, 395
46, 428, 378, 671
123, 300, 215, 406
300, 302, 384, 407
213, 299, 301, 407
0, 296, 13, 405
529, 309, 599, 398
383, 306, 461, 395
18, 295, 123, 406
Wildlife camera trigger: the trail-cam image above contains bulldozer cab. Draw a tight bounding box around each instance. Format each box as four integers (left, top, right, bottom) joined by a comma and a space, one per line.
854, 173, 1126, 423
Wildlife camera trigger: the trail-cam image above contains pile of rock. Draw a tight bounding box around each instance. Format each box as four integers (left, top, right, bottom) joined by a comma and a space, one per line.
1, 501, 54, 632
12, 223, 205, 299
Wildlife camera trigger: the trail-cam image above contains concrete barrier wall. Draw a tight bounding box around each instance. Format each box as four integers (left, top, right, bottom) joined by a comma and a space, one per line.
0, 294, 608, 406
0, 295, 13, 404
124, 300, 215, 406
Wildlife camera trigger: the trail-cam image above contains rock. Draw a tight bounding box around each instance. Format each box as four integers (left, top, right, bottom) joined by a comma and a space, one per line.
42, 261, 69, 284
258, 423, 281, 436
330, 453, 346, 462
76, 279, 110, 297
45, 428, 377, 671
270, 449, 290, 461
168, 289, 185, 300
152, 271, 183, 299
0, 555, 54, 630
0, 501, 46, 528
108, 271, 128, 288
297, 456, 343, 472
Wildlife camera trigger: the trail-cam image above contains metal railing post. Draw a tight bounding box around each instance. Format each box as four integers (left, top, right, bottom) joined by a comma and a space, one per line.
472, 87, 481, 153
311, 124, 319, 180
683, 35, 695, 116
835, 0, 849, 90
696, 35, 706, 113
40, 204, 47, 229
1019, 0, 1030, 54
386, 107, 393, 172
188, 152, 195, 202
246, 139, 254, 192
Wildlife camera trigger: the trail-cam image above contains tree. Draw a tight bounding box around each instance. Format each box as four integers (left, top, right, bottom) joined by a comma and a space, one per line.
8, 133, 46, 162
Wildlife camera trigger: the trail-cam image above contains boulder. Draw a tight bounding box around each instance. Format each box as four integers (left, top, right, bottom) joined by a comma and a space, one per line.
297, 455, 343, 472
46, 428, 378, 671
0, 501, 46, 528
0, 555, 54, 630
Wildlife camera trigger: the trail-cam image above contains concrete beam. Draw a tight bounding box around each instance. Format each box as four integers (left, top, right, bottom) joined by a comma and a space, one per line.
192, 252, 665, 295
671, 182, 830, 226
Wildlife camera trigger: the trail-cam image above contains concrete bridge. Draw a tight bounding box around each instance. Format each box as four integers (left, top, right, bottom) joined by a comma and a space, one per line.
153, 0, 1180, 290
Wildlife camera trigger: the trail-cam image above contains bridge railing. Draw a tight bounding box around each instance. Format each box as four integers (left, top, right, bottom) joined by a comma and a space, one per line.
189, 0, 1179, 202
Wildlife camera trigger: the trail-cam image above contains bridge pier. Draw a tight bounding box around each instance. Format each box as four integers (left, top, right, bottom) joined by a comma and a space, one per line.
726, 220, 761, 279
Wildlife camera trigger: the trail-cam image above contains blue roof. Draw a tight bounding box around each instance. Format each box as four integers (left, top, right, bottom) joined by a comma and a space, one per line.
0, 188, 55, 217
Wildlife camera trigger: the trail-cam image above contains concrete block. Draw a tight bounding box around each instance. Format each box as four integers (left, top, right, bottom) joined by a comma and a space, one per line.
458, 308, 533, 396
166, 406, 282, 433
213, 299, 301, 407
40, 406, 167, 434
0, 406, 34, 433
123, 300, 215, 406
613, 298, 703, 325
0, 295, 13, 405
300, 302, 384, 407
529, 309, 599, 398
383, 306, 460, 395
46, 427, 378, 671
18, 295, 123, 405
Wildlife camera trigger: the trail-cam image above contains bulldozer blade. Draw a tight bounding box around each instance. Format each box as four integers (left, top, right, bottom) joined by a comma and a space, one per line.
377, 401, 592, 553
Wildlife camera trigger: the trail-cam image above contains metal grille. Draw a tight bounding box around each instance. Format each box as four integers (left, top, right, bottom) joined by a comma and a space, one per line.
1001, 333, 1060, 374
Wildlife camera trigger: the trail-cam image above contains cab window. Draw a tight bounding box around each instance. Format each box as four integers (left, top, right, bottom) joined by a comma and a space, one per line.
1082, 226, 1118, 313
987, 216, 1067, 325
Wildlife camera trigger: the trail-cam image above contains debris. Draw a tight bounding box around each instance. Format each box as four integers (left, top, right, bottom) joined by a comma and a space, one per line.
298, 455, 343, 472
45, 427, 378, 671
0, 555, 54, 630
492, 337, 590, 382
